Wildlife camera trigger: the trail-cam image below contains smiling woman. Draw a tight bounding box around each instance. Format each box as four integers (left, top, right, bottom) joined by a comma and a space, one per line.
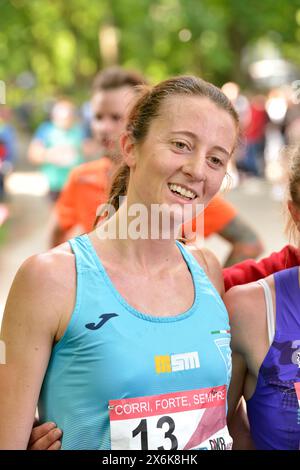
124, 96, 235, 208
0, 76, 240, 450
108, 77, 238, 214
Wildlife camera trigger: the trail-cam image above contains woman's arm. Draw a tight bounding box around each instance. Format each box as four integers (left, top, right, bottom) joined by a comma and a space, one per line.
224, 288, 248, 427
223, 245, 300, 291
0, 250, 73, 449
224, 283, 268, 450
224, 287, 253, 449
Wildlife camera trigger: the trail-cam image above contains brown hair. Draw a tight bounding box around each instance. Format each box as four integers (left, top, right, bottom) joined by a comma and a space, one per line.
108, 75, 240, 211
92, 66, 146, 94
285, 146, 300, 243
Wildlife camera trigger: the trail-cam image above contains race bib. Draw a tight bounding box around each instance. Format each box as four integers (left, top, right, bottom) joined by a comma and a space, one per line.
109, 385, 232, 450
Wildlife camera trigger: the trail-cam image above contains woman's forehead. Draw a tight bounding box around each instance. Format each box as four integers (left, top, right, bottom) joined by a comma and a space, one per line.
153, 95, 236, 135
158, 95, 225, 117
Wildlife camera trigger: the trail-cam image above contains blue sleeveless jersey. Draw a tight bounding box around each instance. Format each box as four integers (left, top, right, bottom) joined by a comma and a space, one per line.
38, 234, 231, 450
247, 267, 300, 450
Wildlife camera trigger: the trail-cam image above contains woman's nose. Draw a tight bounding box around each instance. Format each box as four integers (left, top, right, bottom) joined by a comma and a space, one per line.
182, 154, 207, 181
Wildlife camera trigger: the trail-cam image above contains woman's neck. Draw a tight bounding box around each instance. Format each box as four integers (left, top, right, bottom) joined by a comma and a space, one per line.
93, 200, 183, 273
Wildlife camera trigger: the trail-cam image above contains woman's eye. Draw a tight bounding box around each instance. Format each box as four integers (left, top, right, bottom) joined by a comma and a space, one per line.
208, 156, 224, 167
173, 141, 189, 150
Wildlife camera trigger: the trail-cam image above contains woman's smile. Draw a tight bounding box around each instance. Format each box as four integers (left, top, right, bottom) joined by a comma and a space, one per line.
167, 182, 198, 202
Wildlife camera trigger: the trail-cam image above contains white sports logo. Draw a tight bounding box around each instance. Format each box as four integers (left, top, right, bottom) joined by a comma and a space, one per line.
171, 352, 200, 372
155, 352, 200, 374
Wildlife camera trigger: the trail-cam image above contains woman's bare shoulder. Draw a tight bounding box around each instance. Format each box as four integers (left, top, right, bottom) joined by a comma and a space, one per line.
4, 242, 76, 335
224, 281, 267, 353
224, 281, 266, 319
189, 247, 224, 295
21, 242, 75, 283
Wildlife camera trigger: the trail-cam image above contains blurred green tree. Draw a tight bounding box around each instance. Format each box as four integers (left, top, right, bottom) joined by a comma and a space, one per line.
1, 0, 300, 104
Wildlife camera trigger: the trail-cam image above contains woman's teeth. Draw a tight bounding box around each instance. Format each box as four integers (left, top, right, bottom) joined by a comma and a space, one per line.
169, 183, 196, 200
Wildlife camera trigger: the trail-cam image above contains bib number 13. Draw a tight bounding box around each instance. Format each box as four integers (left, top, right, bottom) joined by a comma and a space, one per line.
132, 416, 178, 450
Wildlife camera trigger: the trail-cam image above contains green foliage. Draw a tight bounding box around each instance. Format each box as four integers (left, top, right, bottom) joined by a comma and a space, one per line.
1, 0, 300, 104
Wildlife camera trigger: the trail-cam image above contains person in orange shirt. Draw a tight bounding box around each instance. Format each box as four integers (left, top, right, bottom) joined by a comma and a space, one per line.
51, 67, 262, 266
54, 158, 113, 239
51, 67, 146, 246
183, 194, 263, 266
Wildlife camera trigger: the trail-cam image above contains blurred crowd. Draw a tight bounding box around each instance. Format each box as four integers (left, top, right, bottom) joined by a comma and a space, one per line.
221, 81, 299, 199
1, 71, 299, 265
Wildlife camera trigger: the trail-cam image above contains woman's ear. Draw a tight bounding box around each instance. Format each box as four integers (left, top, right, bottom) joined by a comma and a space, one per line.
120, 132, 137, 169
288, 200, 300, 230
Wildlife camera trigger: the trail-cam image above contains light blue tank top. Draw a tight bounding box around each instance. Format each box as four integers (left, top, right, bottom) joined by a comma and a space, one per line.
38, 234, 231, 450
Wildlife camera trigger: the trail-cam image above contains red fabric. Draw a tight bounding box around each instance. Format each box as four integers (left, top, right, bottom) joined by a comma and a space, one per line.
0, 142, 7, 161
244, 104, 267, 142
223, 245, 300, 291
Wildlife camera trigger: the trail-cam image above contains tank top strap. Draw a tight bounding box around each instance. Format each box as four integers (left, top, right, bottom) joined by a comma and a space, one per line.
256, 278, 275, 345
175, 241, 219, 295
274, 267, 300, 332
175, 241, 206, 276
68, 234, 100, 273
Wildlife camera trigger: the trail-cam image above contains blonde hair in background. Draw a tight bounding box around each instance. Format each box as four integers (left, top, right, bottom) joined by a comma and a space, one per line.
284, 145, 300, 245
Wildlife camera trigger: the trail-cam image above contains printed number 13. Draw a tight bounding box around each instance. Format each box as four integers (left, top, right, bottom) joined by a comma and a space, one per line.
132, 416, 178, 450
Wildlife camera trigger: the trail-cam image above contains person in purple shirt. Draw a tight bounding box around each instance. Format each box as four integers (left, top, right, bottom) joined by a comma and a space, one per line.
225, 145, 300, 450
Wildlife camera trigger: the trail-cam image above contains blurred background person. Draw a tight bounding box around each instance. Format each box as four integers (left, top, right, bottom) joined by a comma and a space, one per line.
50, 67, 146, 246
241, 94, 268, 177
0, 107, 15, 202
27, 98, 86, 202
264, 89, 288, 201
184, 195, 263, 267
221, 81, 250, 187
0, 107, 15, 232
